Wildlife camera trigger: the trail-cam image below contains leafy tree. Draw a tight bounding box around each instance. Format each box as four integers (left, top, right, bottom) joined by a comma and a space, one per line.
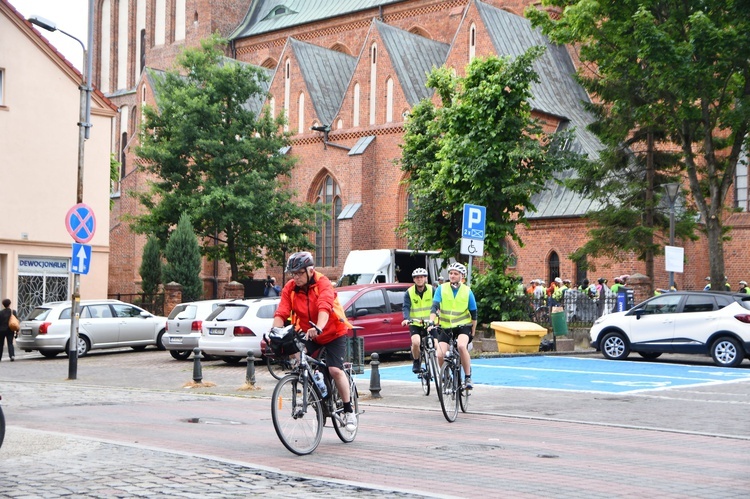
133, 34, 317, 281
527, 0, 750, 286
110, 154, 120, 209
163, 213, 203, 302
139, 235, 162, 299
400, 52, 584, 265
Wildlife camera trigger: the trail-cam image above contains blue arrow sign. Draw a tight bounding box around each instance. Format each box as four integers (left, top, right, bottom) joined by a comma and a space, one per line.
71, 243, 92, 275
462, 204, 486, 240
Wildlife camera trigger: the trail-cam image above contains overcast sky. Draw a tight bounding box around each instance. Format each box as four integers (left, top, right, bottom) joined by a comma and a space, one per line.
12, 0, 89, 70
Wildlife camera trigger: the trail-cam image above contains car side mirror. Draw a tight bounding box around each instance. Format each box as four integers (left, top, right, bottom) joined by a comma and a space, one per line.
635, 309, 643, 320
355, 309, 369, 317
140, 311, 152, 318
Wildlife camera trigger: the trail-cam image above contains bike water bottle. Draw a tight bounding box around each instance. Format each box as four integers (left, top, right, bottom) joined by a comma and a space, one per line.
313, 370, 327, 397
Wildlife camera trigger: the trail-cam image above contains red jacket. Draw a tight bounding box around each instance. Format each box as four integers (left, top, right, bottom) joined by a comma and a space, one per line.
274, 271, 347, 345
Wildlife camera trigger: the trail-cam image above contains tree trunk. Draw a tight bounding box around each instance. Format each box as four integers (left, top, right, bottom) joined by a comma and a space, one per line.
644, 131, 655, 288
705, 215, 725, 290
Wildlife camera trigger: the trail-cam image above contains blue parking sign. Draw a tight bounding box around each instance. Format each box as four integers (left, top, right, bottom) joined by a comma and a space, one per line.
462, 204, 486, 240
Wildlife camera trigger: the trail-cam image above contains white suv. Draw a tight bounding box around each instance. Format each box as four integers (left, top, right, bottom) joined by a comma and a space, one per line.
199, 297, 280, 363
16, 300, 167, 358
164, 299, 229, 360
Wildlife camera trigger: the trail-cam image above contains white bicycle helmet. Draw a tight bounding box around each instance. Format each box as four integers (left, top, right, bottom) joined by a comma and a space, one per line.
412, 268, 428, 277
447, 262, 467, 275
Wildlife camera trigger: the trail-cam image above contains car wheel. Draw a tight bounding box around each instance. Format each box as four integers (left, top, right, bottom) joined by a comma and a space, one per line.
711, 337, 744, 367
170, 350, 192, 361
600, 332, 629, 360
65, 336, 90, 358
40, 350, 60, 359
638, 352, 662, 360
156, 330, 167, 351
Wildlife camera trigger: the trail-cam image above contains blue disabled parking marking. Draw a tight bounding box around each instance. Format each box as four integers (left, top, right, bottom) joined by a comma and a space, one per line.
357, 356, 750, 394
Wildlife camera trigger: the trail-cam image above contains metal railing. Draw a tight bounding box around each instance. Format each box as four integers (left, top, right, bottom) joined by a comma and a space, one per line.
527, 291, 621, 328
107, 292, 165, 316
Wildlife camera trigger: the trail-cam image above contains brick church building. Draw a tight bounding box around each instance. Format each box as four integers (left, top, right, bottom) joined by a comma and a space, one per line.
96, 0, 750, 300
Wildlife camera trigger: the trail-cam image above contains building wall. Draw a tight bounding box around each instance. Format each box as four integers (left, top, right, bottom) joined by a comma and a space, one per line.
1, 2, 116, 315
96, 0, 750, 297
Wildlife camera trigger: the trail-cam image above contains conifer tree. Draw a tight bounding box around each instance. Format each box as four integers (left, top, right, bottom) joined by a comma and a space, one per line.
163, 214, 203, 302
139, 235, 162, 300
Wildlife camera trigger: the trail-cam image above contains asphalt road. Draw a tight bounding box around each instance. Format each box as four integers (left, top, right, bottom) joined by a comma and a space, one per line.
1, 348, 749, 497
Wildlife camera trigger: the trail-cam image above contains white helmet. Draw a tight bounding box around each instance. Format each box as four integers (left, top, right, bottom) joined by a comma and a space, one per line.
447, 262, 467, 275
412, 268, 428, 277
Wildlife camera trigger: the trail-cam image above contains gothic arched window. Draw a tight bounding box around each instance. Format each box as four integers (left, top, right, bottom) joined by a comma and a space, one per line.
314, 175, 342, 267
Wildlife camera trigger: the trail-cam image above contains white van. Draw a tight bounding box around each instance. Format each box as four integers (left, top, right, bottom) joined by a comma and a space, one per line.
337, 249, 446, 286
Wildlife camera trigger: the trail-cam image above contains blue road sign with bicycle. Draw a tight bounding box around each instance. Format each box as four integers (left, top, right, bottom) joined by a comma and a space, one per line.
462, 204, 486, 240
65, 203, 97, 244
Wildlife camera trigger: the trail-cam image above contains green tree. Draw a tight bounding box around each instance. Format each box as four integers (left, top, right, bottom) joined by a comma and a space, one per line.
139, 235, 162, 299
527, 0, 750, 287
133, 34, 317, 281
163, 213, 203, 302
400, 52, 583, 264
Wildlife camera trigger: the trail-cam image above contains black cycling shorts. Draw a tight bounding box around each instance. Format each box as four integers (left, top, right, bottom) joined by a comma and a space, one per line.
438, 324, 473, 344
304, 334, 346, 371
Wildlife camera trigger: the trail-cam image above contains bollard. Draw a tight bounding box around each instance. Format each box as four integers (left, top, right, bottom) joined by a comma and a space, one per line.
245, 351, 256, 385
192, 347, 203, 384
369, 352, 382, 398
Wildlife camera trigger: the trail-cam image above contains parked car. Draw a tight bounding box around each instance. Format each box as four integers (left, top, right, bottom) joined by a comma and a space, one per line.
164, 299, 230, 360
16, 300, 168, 358
336, 283, 412, 355
590, 291, 750, 367
199, 297, 280, 363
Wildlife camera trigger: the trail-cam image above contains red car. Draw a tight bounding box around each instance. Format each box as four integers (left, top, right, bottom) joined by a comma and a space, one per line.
335, 283, 412, 356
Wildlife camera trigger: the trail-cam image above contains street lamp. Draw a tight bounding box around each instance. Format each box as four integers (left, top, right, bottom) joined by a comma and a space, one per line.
28, 3, 94, 381
279, 233, 289, 286
664, 182, 681, 290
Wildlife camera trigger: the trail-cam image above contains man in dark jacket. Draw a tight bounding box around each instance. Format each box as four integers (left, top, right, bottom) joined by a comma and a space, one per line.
0, 298, 19, 362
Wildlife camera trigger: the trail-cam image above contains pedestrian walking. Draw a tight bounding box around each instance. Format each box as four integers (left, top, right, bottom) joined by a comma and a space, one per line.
0, 298, 19, 362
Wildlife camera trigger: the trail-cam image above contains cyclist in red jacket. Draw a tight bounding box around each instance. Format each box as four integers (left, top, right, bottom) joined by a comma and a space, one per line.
272, 251, 357, 431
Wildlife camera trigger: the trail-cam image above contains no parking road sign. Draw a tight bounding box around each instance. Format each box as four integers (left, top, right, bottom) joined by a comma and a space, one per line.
65, 203, 96, 243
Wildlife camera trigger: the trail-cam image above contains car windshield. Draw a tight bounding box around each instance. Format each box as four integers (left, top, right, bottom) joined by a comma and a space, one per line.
734, 295, 750, 311
167, 304, 189, 320
336, 291, 357, 308
338, 274, 374, 286
25, 307, 53, 321
207, 304, 248, 321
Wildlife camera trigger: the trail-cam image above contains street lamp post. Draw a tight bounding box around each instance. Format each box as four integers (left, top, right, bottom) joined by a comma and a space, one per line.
28, 1, 94, 381
279, 233, 289, 287
664, 183, 681, 291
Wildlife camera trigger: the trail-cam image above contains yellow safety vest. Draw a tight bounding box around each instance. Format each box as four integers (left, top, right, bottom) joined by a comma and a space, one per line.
439, 283, 471, 327
407, 285, 433, 320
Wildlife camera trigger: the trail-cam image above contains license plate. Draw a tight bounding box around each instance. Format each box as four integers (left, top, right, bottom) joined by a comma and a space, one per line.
21, 329, 32, 336
208, 328, 225, 335
169, 337, 183, 344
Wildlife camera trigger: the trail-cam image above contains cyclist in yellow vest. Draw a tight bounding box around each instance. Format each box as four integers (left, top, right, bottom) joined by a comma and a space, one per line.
429, 262, 477, 390
401, 268, 435, 373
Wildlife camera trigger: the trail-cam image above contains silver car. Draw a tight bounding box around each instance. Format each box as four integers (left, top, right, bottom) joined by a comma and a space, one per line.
199, 298, 280, 363
16, 300, 167, 358
164, 299, 229, 360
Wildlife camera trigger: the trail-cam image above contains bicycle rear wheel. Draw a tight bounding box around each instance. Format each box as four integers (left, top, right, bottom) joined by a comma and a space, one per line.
459, 371, 470, 413
271, 374, 323, 455
439, 362, 458, 422
332, 373, 359, 443
419, 349, 430, 396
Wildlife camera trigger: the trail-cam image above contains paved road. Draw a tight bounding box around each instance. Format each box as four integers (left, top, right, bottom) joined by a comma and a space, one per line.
1, 349, 749, 497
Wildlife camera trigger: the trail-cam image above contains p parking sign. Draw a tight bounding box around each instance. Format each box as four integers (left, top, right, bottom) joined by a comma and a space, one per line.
462, 204, 486, 240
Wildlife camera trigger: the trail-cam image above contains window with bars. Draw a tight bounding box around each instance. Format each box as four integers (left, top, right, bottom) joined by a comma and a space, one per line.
548, 251, 560, 283
314, 175, 341, 267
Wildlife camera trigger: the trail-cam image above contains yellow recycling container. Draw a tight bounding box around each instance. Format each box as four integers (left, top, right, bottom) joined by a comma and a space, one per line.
490, 321, 548, 353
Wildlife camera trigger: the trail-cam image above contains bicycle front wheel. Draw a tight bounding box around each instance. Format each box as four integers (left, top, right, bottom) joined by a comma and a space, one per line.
271, 374, 323, 455
427, 350, 441, 400
419, 349, 430, 396
332, 374, 359, 443
267, 354, 294, 380
439, 362, 459, 422
459, 372, 470, 413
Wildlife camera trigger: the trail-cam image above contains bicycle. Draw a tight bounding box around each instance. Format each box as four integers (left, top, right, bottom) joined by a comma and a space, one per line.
269, 323, 360, 455
406, 319, 441, 399
437, 326, 470, 422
